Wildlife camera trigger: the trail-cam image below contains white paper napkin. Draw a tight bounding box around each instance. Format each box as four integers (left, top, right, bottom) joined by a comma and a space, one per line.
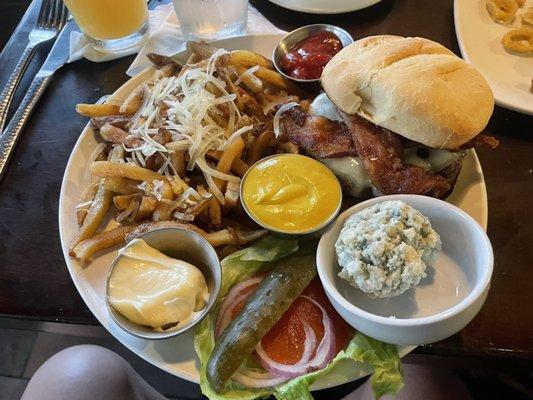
67, 2, 286, 77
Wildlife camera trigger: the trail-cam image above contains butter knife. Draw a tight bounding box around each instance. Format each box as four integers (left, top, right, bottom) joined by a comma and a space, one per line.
0, 20, 77, 181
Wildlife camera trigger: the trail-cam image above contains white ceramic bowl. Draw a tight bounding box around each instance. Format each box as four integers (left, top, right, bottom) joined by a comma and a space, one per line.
317, 194, 493, 345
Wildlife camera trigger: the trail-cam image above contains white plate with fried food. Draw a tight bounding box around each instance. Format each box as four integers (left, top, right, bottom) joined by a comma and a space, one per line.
58, 34, 488, 388
267, 0, 383, 14
455, 0, 533, 115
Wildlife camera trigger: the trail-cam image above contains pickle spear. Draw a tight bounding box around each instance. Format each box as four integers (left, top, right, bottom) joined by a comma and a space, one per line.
206, 252, 317, 392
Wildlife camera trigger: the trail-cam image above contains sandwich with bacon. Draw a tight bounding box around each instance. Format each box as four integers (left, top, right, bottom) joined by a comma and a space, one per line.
281, 35, 498, 198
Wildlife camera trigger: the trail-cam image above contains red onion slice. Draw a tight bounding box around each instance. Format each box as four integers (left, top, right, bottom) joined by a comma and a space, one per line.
215, 277, 262, 337
232, 368, 288, 388
294, 323, 317, 366
254, 295, 336, 378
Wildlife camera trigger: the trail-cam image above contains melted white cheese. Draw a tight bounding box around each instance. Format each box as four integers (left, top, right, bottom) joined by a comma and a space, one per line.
309, 93, 372, 197
108, 239, 209, 331
308, 93, 463, 197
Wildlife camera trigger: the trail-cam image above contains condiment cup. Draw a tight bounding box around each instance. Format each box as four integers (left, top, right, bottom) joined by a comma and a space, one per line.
105, 227, 221, 340
272, 24, 354, 86
317, 194, 494, 345
240, 154, 343, 237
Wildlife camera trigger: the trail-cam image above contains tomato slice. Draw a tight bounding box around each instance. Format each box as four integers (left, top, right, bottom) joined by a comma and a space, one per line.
228, 278, 353, 366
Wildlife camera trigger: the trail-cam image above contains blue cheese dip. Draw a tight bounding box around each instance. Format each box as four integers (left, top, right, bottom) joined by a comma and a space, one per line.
108, 239, 209, 331
335, 200, 441, 298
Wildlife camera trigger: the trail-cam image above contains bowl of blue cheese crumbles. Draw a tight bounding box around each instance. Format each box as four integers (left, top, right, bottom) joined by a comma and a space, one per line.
316, 194, 494, 345
335, 200, 441, 298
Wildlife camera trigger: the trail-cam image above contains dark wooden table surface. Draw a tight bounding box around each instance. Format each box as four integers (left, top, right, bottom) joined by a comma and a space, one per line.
0, 0, 531, 365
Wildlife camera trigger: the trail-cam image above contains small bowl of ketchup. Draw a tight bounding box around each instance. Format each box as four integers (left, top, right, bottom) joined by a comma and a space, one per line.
273, 24, 353, 85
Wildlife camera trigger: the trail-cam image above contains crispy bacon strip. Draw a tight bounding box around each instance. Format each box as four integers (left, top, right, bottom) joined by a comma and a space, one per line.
340, 112, 452, 198
282, 107, 357, 158
458, 134, 499, 150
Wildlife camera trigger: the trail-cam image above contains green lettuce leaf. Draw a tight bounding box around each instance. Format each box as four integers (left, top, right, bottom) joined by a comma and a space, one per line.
194, 236, 403, 400
194, 236, 299, 400
273, 334, 404, 400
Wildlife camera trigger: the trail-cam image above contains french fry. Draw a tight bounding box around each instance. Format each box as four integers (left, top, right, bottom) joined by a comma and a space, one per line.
168, 175, 189, 196
126, 221, 267, 248
170, 150, 186, 178
104, 177, 140, 195
207, 151, 249, 177
147, 53, 182, 72
238, 87, 265, 120
152, 202, 174, 222
126, 221, 209, 242
113, 194, 136, 211
224, 181, 240, 208
228, 50, 273, 69
119, 84, 146, 115
254, 66, 306, 97
76, 182, 99, 226
90, 161, 173, 199
247, 130, 275, 165
187, 41, 218, 60
214, 137, 245, 192
279, 141, 300, 154
108, 144, 125, 162
205, 228, 268, 247
231, 158, 250, 177
222, 68, 244, 111
69, 181, 113, 255
99, 124, 129, 143
91, 161, 162, 181
76, 103, 121, 117
72, 225, 137, 262
190, 198, 211, 217
135, 196, 157, 222
208, 198, 222, 227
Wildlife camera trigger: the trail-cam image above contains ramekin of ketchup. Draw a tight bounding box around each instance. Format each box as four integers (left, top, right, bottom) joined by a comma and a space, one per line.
279, 31, 344, 81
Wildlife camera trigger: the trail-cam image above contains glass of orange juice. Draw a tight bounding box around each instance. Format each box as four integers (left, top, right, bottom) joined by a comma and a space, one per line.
64, 0, 149, 50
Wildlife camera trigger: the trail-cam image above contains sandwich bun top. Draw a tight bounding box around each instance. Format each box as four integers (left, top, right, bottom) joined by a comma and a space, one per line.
321, 35, 494, 149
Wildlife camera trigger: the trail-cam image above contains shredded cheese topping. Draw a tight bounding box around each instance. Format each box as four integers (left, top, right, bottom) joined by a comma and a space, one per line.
122, 50, 251, 203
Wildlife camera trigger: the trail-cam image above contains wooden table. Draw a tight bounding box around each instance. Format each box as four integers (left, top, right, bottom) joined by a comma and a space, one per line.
0, 0, 531, 372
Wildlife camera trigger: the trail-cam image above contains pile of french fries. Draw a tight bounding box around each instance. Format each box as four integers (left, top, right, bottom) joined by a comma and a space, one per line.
70, 42, 308, 262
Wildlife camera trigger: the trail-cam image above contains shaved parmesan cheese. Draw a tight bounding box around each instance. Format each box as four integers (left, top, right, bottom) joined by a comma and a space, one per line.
115, 48, 251, 198
273, 102, 298, 138
220, 125, 253, 150
138, 180, 165, 201
75, 200, 93, 210
235, 65, 259, 85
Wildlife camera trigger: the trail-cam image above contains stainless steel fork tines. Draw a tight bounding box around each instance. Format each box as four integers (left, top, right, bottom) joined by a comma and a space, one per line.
0, 0, 68, 133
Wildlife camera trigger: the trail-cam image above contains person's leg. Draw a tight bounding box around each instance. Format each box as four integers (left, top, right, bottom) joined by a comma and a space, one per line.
343, 364, 473, 400
21, 345, 167, 400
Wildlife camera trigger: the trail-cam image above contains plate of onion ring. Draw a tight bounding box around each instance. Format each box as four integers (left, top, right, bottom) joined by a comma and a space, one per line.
454, 0, 533, 115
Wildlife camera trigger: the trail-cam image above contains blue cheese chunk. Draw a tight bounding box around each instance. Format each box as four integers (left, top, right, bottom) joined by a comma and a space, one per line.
335, 200, 441, 298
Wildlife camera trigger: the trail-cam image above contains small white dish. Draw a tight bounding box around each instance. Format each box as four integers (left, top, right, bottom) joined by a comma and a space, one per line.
268, 0, 384, 14
317, 194, 494, 345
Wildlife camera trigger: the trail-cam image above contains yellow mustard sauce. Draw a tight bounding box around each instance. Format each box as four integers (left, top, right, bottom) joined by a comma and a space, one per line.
242, 154, 341, 233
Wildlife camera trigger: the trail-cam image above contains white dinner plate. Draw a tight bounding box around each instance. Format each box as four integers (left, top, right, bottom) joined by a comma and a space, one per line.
267, 0, 383, 14
454, 0, 533, 115
59, 34, 487, 390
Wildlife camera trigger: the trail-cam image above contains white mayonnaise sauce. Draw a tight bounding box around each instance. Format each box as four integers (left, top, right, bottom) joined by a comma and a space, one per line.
108, 239, 209, 331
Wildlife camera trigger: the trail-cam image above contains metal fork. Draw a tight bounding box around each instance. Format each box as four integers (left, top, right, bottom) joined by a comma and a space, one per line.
0, 0, 68, 133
